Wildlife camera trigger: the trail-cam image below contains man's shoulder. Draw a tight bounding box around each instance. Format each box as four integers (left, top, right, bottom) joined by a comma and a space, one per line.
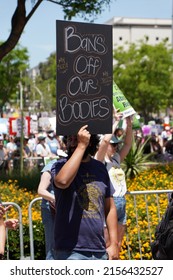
52, 157, 67, 168
92, 157, 104, 165
50, 157, 68, 177
91, 157, 108, 170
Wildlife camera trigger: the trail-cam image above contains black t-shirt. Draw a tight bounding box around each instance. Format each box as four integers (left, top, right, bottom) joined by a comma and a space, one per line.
51, 157, 114, 252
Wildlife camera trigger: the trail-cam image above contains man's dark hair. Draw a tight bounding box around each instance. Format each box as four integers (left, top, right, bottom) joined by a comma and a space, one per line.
83, 134, 100, 159
66, 134, 100, 159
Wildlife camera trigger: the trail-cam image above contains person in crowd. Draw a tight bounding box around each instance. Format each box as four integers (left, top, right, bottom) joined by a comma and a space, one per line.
165, 127, 173, 155
0, 135, 8, 173
45, 130, 61, 156
23, 136, 32, 157
36, 134, 54, 158
114, 127, 124, 141
51, 125, 119, 260
143, 133, 163, 161
22, 136, 33, 169
114, 127, 124, 150
37, 134, 68, 259
161, 126, 170, 149
95, 110, 133, 251
37, 159, 57, 260
6, 135, 17, 170
0, 203, 18, 260
36, 134, 56, 168
28, 133, 37, 156
150, 134, 163, 156
6, 135, 17, 157
10, 137, 30, 169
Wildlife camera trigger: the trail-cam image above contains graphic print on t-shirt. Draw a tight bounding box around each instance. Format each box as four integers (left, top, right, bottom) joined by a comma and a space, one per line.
76, 172, 103, 219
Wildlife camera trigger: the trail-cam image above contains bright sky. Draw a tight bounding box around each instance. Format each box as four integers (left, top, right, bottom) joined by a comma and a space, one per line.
0, 0, 172, 68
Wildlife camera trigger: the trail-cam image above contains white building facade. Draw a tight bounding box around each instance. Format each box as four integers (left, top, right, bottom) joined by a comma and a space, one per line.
106, 17, 172, 48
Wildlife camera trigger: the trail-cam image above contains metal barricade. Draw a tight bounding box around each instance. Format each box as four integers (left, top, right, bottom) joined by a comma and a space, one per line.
125, 189, 173, 260
28, 190, 173, 260
28, 197, 42, 260
10, 157, 43, 171
2, 202, 24, 259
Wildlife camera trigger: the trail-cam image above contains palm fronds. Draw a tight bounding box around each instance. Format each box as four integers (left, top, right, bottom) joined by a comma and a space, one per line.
121, 137, 157, 179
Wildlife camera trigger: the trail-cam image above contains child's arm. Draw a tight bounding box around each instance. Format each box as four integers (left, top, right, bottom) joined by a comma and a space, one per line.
0, 217, 6, 256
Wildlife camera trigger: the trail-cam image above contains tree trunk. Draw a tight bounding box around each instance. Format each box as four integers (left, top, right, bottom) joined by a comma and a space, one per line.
0, 0, 43, 61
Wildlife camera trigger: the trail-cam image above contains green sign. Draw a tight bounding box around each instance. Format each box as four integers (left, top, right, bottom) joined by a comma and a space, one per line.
113, 82, 136, 118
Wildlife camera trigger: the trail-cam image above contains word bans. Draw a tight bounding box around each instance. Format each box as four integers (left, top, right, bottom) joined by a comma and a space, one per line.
65, 26, 107, 54
58, 96, 110, 124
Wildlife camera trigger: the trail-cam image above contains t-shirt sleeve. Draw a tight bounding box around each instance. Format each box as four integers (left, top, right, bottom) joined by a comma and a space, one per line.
50, 158, 67, 187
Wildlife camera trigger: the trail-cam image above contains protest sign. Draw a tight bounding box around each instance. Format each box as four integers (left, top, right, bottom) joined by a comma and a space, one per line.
56, 20, 113, 135
113, 82, 136, 118
9, 117, 30, 136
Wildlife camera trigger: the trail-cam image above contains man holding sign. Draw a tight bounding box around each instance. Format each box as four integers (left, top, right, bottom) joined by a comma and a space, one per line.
51, 125, 119, 260
53, 19, 135, 260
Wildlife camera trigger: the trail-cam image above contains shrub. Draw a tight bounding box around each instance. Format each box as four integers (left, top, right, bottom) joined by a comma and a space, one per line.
0, 168, 41, 192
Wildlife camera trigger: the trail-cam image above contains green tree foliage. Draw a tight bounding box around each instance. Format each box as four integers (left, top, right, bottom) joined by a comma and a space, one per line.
0, 43, 29, 108
35, 52, 57, 110
113, 39, 173, 122
0, 0, 111, 61
35, 39, 173, 115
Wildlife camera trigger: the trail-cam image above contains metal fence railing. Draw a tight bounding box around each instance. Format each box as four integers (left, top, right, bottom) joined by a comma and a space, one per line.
27, 189, 173, 259
125, 189, 172, 260
28, 197, 42, 260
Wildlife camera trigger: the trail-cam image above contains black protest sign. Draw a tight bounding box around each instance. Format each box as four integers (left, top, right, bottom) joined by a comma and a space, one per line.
56, 20, 112, 135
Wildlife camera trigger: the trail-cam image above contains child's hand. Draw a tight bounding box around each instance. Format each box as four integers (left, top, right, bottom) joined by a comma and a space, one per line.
0, 204, 11, 217
5, 219, 19, 230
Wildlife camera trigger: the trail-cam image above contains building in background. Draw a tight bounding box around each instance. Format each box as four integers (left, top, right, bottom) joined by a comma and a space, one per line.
106, 17, 172, 47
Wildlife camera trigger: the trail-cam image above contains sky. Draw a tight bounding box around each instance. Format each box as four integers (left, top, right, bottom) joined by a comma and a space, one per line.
0, 0, 173, 68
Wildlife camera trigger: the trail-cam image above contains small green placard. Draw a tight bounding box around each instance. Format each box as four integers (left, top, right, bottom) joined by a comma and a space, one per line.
113, 82, 136, 118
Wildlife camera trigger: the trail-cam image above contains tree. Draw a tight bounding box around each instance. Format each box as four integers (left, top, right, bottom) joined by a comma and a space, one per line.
0, 43, 29, 109
33, 52, 57, 111
0, 0, 111, 61
113, 39, 173, 123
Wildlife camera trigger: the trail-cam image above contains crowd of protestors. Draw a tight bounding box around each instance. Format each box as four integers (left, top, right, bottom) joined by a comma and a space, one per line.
134, 125, 173, 161
0, 130, 67, 173
1, 121, 173, 175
